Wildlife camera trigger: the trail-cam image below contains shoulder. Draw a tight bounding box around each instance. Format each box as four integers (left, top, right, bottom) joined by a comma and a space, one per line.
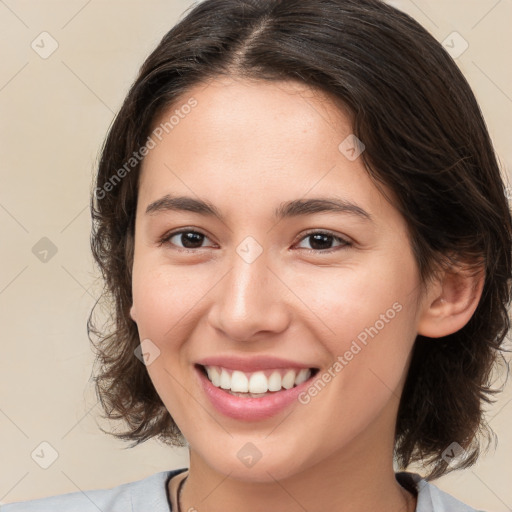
0, 468, 187, 512
397, 472, 486, 512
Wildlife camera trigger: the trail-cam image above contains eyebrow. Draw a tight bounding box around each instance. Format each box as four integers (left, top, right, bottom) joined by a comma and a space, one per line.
145, 194, 372, 221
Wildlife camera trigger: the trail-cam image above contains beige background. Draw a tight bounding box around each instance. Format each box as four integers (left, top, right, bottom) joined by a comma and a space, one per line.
0, 0, 511, 509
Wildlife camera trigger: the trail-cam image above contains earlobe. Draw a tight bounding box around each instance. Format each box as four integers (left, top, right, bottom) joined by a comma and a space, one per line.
418, 265, 485, 338
130, 304, 137, 323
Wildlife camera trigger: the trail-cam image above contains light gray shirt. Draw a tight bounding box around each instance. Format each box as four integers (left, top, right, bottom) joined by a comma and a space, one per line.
0, 468, 483, 511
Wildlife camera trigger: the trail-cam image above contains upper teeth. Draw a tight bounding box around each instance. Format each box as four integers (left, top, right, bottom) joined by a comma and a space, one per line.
204, 366, 312, 393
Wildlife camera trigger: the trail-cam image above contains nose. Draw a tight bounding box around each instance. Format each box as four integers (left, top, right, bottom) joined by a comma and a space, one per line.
207, 245, 292, 342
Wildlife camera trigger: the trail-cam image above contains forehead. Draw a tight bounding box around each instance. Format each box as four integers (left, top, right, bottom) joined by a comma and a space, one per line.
152, 76, 352, 138
136, 77, 395, 226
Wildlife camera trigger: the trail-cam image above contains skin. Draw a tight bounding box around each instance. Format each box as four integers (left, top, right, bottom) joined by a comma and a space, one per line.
129, 77, 483, 512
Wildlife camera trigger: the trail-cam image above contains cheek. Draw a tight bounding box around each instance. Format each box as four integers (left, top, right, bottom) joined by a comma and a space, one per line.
295, 260, 416, 347
295, 258, 420, 398
296, 286, 418, 448
131, 264, 206, 425
131, 263, 210, 341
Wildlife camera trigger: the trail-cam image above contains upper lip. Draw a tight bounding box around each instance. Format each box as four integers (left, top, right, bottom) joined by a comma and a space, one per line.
195, 355, 318, 373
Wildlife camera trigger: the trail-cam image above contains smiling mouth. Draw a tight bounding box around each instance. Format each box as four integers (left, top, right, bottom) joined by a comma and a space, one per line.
196, 364, 320, 398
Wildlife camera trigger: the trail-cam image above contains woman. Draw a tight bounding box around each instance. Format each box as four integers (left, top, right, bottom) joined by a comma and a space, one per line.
3, 0, 510, 510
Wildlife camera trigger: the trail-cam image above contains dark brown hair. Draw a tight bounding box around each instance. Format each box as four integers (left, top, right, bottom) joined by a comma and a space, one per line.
88, 0, 512, 480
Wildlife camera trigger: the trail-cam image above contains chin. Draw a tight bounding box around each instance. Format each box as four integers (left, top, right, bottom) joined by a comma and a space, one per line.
192, 439, 319, 484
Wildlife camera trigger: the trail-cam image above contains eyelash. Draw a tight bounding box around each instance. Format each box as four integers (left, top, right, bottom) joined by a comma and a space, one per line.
157, 228, 352, 254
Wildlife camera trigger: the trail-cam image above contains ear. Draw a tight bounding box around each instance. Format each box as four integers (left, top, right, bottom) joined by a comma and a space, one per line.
130, 304, 137, 323
417, 264, 485, 338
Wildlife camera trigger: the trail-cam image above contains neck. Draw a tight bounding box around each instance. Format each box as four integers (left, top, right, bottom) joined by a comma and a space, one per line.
175, 433, 416, 512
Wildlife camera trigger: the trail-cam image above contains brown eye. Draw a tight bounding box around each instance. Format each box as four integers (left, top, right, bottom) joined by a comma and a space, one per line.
296, 231, 351, 252
161, 230, 213, 249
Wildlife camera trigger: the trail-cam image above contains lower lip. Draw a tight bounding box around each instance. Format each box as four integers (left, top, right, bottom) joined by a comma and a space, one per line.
195, 365, 315, 421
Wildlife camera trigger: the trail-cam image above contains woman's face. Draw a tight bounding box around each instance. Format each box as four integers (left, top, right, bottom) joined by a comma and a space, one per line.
130, 77, 430, 482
